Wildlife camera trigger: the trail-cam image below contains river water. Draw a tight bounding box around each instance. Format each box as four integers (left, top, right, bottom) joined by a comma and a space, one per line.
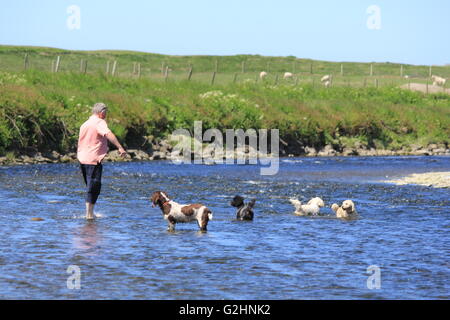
0, 156, 448, 299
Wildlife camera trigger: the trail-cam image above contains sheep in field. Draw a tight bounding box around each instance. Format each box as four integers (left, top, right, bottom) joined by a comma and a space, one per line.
431, 75, 446, 87
259, 71, 268, 80
321, 75, 331, 82
283, 72, 293, 79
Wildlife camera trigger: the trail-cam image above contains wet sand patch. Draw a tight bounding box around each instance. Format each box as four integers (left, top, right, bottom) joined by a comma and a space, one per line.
384, 171, 450, 188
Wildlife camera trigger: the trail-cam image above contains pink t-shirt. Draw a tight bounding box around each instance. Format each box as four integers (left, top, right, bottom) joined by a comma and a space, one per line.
77, 115, 112, 165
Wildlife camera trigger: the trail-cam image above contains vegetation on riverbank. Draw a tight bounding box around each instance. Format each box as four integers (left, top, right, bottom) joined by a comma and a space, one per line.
0, 46, 449, 159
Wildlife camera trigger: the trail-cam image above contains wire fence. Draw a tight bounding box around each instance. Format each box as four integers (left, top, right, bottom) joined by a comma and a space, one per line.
1, 50, 449, 91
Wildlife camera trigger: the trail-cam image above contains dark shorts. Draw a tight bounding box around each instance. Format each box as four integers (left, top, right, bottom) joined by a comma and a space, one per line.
80, 163, 103, 204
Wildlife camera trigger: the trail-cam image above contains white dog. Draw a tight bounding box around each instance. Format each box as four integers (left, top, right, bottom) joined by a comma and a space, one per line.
289, 197, 325, 216
331, 200, 357, 219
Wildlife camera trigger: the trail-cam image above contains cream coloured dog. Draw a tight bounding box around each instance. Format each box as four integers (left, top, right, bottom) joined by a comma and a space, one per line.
289, 197, 325, 216
331, 200, 357, 219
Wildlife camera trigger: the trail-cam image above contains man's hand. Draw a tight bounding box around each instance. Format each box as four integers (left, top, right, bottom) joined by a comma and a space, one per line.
118, 147, 127, 158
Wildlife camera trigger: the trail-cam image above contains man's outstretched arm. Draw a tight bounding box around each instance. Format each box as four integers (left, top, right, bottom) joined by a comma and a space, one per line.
106, 132, 127, 157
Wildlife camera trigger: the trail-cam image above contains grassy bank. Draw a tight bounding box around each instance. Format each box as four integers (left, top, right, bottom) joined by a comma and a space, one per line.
0, 67, 449, 158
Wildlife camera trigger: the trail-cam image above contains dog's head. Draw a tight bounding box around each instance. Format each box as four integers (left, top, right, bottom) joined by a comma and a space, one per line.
150, 191, 170, 207
341, 200, 355, 213
308, 197, 325, 208
289, 198, 302, 210
230, 195, 245, 208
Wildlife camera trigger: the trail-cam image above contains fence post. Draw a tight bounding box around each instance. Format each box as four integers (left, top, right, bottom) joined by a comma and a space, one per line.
274, 74, 279, 85
233, 73, 238, 84
370, 64, 373, 77
187, 66, 193, 81
164, 65, 169, 82
310, 62, 313, 74
106, 61, 110, 74
341, 64, 344, 76
55, 56, 61, 73
211, 71, 216, 85
111, 60, 117, 76
241, 60, 246, 73
400, 65, 403, 77
137, 63, 141, 78
426, 79, 429, 94
429, 65, 432, 78
24, 53, 29, 70
375, 78, 378, 88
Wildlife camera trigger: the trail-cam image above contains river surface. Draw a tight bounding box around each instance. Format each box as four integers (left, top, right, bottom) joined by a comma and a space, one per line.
0, 156, 449, 299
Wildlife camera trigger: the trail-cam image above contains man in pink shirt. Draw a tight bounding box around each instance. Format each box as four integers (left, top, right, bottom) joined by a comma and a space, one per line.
77, 103, 127, 220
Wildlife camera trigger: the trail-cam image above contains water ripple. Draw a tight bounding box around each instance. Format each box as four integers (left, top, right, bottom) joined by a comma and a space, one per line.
0, 156, 449, 299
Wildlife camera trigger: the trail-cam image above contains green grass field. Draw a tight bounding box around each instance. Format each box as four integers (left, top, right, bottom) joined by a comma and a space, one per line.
0, 45, 449, 157
2, 45, 450, 85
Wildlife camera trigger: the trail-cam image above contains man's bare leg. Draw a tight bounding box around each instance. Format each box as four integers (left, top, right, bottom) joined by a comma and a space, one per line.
86, 202, 95, 220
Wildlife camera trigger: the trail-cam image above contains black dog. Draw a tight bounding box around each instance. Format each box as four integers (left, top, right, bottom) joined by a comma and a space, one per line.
230, 195, 256, 221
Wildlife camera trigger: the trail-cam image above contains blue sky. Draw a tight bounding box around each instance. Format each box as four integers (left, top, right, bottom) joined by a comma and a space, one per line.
0, 0, 449, 65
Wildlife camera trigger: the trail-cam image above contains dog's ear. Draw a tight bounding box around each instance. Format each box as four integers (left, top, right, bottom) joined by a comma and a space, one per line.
349, 201, 355, 212
150, 191, 160, 207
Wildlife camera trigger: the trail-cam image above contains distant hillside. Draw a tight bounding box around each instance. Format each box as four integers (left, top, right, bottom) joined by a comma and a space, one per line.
1, 45, 450, 80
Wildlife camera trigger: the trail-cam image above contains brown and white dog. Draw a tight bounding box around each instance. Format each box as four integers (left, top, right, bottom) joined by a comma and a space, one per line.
150, 191, 213, 232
